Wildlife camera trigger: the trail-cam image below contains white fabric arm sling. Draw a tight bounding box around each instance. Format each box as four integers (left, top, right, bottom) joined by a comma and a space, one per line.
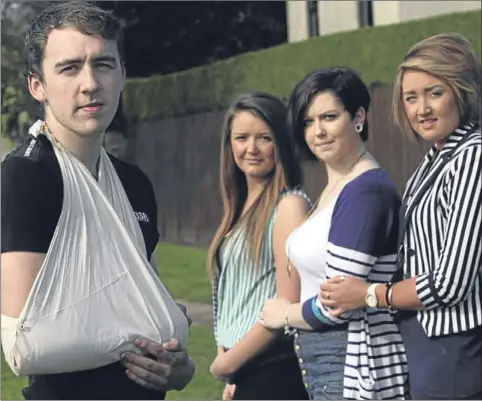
1, 120, 188, 376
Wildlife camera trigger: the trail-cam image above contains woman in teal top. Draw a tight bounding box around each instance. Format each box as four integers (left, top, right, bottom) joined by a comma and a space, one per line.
207, 91, 311, 400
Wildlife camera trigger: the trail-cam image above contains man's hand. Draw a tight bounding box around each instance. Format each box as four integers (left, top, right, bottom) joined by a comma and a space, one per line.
176, 303, 192, 327
121, 338, 195, 392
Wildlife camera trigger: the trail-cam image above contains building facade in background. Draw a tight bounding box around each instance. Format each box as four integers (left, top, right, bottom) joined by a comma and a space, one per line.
286, 0, 481, 43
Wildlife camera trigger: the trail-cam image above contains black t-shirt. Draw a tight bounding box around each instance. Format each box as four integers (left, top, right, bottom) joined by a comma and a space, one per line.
1, 134, 165, 400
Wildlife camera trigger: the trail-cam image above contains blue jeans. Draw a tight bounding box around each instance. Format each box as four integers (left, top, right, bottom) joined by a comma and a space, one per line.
294, 327, 348, 400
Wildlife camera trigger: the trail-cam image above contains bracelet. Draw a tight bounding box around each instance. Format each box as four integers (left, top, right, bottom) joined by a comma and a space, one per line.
283, 304, 297, 337
385, 282, 397, 311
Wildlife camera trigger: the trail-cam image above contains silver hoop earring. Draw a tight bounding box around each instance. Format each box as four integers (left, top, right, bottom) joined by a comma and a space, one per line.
355, 123, 363, 133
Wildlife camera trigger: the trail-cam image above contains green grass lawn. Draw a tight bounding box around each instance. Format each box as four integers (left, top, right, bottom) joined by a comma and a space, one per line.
167, 324, 224, 400
1, 357, 27, 400
155, 243, 211, 303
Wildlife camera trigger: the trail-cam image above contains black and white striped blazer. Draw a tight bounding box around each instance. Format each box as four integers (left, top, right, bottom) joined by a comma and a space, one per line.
402, 122, 481, 337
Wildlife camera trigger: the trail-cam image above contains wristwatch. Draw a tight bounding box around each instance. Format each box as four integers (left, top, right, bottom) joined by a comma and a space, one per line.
365, 283, 380, 307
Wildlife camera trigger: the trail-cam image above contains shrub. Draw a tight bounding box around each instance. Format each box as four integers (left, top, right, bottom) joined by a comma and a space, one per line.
122, 10, 481, 121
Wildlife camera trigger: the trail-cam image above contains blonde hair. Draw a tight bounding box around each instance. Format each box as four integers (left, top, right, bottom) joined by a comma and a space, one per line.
392, 32, 481, 139
206, 92, 303, 278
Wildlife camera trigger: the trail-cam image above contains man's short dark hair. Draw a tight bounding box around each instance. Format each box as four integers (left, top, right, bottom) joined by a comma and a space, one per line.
24, 1, 125, 79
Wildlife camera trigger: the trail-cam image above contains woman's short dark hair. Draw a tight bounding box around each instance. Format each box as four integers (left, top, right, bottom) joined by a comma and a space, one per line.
287, 67, 371, 161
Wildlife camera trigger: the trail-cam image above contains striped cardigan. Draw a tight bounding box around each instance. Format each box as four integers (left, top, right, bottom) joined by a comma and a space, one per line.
403, 122, 482, 337
302, 169, 409, 399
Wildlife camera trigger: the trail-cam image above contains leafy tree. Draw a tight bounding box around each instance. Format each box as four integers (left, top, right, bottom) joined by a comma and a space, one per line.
1, 1, 287, 141
1, 1, 54, 141
96, 1, 287, 77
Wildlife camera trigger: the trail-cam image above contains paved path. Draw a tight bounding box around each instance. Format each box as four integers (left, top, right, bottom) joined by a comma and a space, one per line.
178, 300, 213, 328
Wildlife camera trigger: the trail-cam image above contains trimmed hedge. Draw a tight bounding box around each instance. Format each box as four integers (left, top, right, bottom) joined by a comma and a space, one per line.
123, 10, 481, 121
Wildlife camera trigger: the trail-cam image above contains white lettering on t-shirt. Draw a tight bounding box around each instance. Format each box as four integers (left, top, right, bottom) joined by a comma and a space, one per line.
24, 139, 37, 157
134, 212, 149, 223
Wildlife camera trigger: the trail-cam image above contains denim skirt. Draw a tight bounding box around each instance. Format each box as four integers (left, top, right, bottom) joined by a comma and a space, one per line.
293, 326, 348, 400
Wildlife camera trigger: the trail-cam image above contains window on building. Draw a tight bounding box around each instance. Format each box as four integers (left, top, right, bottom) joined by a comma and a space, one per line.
307, 1, 319, 37
358, 0, 373, 28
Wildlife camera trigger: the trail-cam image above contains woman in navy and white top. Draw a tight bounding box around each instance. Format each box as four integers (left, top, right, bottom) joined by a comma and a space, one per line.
207, 91, 311, 400
259, 67, 409, 400
320, 33, 481, 400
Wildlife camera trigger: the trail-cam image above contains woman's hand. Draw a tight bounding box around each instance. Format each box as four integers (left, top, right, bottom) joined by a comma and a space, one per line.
209, 346, 233, 381
258, 298, 291, 329
319, 276, 369, 316
222, 383, 236, 400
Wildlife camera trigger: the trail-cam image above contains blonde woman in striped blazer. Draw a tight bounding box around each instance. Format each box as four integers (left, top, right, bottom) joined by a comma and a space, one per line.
259, 67, 409, 400
207, 91, 312, 400
320, 33, 482, 400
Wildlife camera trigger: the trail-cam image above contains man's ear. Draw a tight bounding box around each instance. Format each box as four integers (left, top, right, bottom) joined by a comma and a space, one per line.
121, 64, 126, 91
28, 74, 47, 104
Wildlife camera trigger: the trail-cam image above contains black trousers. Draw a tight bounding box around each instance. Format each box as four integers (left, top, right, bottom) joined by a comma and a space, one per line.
398, 312, 482, 400
229, 340, 309, 400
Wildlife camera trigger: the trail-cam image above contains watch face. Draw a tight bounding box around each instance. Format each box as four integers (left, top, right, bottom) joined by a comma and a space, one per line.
366, 294, 377, 307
